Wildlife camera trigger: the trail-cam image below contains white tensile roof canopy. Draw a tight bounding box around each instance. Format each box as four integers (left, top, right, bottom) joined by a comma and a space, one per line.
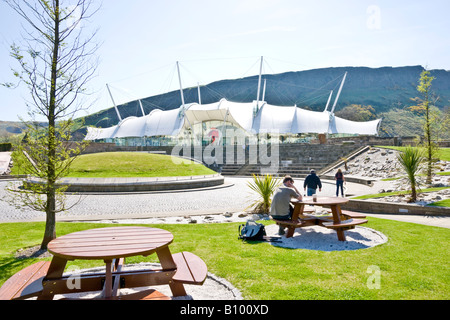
84, 98, 381, 141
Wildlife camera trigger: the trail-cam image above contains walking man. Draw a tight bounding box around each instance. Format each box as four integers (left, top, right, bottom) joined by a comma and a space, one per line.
303, 169, 322, 196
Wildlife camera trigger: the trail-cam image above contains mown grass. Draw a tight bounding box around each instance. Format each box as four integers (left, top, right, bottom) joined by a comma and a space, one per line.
351, 186, 450, 200
1, 219, 448, 300
66, 152, 216, 178
376, 146, 450, 161
429, 199, 450, 207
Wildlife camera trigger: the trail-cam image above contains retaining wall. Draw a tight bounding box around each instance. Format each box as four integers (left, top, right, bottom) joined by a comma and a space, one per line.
343, 199, 450, 216
25, 175, 225, 193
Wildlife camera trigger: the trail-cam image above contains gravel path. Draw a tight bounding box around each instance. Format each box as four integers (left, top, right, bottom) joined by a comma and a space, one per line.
0, 176, 365, 222
0, 146, 448, 228
0, 177, 257, 222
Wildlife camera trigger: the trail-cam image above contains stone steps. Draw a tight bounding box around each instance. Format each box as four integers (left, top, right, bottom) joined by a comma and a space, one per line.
219, 143, 364, 177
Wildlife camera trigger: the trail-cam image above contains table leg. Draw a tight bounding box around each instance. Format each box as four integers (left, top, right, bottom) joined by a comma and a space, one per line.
330, 204, 346, 241
286, 203, 304, 238
336, 229, 346, 241
103, 259, 113, 298
157, 246, 187, 297
39, 256, 67, 300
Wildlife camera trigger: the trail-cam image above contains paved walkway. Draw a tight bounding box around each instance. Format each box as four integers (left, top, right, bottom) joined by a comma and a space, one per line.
0, 152, 11, 175
1, 176, 449, 228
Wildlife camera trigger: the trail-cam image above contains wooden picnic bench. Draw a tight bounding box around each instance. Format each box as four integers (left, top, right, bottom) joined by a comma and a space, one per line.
340, 210, 367, 220
0, 261, 51, 300
0, 227, 208, 300
273, 197, 368, 241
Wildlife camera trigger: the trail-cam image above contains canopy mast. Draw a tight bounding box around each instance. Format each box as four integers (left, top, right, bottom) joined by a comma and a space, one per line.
262, 78, 267, 102
138, 100, 146, 116
197, 82, 202, 105
330, 72, 347, 114
176, 61, 186, 109
106, 84, 122, 122
255, 56, 263, 113
176, 61, 196, 144
323, 90, 333, 112
327, 72, 348, 136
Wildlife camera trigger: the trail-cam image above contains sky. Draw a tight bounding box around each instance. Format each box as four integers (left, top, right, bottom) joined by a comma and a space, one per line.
1, 0, 450, 122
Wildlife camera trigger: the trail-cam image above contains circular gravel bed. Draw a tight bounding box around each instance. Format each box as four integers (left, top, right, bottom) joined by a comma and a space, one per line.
51, 263, 242, 300
265, 224, 388, 251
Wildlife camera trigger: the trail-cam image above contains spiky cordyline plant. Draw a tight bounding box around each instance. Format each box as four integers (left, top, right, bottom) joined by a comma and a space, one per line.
396, 146, 425, 202
246, 174, 281, 213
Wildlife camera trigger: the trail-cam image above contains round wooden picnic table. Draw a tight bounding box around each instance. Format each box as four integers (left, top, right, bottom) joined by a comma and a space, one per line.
290, 196, 351, 241
47, 226, 174, 260
292, 196, 349, 206
43, 226, 181, 299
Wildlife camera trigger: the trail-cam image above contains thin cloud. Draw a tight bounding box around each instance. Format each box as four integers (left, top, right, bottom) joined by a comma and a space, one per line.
222, 26, 297, 39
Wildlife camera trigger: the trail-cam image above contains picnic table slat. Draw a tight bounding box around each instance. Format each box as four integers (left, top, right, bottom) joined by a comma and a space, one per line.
112, 289, 171, 300
54, 228, 171, 240
49, 235, 173, 247
172, 252, 208, 285
48, 227, 174, 260
59, 228, 170, 236
48, 248, 170, 260
323, 218, 369, 229
50, 240, 171, 251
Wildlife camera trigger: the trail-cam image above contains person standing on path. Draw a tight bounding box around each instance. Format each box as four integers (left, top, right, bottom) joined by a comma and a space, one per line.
303, 169, 322, 196
335, 168, 345, 197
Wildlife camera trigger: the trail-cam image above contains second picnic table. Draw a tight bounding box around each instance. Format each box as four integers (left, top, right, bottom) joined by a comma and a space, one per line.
274, 196, 368, 241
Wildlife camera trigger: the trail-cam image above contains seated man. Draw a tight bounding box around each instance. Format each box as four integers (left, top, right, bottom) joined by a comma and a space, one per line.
270, 175, 303, 235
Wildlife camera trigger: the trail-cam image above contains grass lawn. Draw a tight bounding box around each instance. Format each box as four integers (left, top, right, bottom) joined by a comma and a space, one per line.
351, 186, 450, 201
1, 219, 449, 300
66, 152, 216, 178
437, 148, 450, 162
377, 146, 450, 161
429, 199, 450, 207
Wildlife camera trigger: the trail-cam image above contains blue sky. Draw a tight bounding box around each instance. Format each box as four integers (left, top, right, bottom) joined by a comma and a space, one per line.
1, 0, 450, 121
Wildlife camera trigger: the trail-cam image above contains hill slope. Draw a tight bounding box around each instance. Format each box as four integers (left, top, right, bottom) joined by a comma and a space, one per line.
83, 65, 450, 129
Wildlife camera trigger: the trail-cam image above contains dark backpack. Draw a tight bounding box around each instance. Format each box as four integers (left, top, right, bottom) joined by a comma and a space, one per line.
238, 221, 281, 242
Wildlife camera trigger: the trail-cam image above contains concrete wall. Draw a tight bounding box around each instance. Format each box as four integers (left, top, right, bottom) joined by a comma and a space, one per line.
343, 199, 450, 216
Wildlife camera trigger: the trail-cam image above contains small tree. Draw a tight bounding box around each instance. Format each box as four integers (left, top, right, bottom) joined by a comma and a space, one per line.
335, 104, 377, 122
247, 174, 281, 214
416, 69, 439, 184
8, 119, 85, 217
2, 0, 99, 249
396, 147, 425, 203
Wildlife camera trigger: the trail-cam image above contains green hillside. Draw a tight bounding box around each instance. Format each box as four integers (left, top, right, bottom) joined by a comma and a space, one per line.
81, 65, 450, 131
0, 121, 26, 138
2, 65, 450, 140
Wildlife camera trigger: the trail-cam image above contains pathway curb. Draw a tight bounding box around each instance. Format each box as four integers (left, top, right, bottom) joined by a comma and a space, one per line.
344, 199, 450, 216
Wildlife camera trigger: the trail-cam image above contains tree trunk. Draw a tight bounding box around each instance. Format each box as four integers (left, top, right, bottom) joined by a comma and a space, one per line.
410, 184, 417, 203
41, 0, 60, 250
41, 196, 56, 250
425, 84, 432, 185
